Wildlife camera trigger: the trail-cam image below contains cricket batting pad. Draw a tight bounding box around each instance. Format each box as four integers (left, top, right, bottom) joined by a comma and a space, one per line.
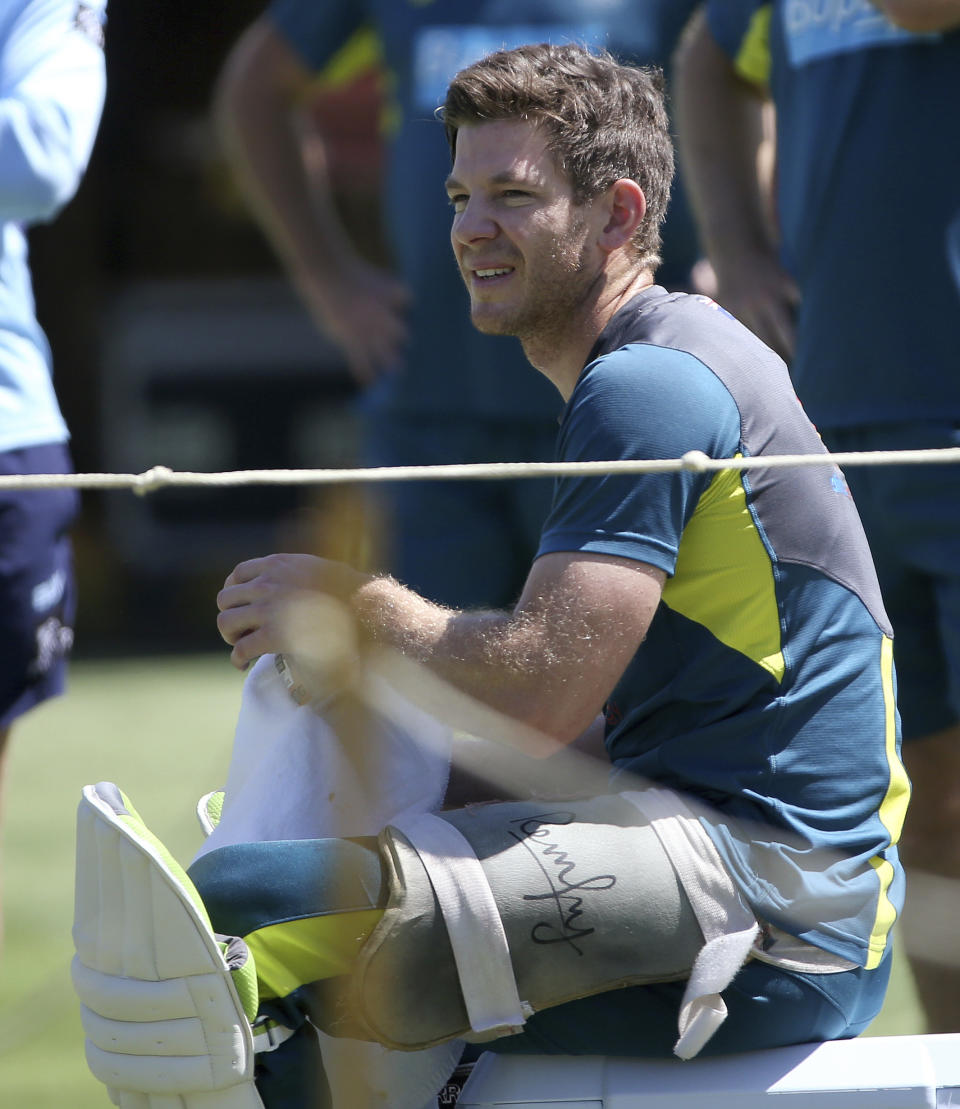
349, 794, 708, 1051
72, 781, 264, 1109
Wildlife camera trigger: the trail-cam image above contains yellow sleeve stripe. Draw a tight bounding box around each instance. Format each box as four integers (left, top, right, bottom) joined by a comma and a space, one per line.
733, 5, 773, 87
878, 635, 911, 847
315, 26, 383, 88
864, 634, 911, 969
865, 856, 898, 969
300, 26, 398, 138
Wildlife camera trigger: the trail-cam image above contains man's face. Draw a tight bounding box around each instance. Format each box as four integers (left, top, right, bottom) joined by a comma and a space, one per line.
446, 120, 602, 341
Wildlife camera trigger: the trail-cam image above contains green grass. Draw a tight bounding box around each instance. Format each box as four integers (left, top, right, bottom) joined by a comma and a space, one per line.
0, 653, 244, 1106
0, 653, 926, 1106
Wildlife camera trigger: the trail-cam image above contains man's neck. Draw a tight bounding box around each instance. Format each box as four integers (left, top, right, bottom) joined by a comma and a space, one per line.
524, 268, 656, 401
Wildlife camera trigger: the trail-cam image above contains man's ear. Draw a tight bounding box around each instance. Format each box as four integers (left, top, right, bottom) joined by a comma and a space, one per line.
598, 179, 646, 253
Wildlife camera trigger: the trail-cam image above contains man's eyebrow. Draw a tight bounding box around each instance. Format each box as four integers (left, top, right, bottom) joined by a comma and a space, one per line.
445, 170, 538, 193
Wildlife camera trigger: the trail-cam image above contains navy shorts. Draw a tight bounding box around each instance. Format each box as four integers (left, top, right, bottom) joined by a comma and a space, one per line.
822, 422, 960, 740
484, 952, 891, 1059
0, 442, 79, 729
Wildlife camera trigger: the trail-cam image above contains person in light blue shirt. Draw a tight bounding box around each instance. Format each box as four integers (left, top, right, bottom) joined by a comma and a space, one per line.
213, 1, 702, 613
0, 0, 106, 938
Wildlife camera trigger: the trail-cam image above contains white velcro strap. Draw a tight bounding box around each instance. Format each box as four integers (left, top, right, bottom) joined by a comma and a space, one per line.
250, 1019, 297, 1055
391, 812, 530, 1038
622, 788, 760, 1060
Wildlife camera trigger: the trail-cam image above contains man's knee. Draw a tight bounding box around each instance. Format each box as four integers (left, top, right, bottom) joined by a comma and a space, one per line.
351, 795, 707, 1052
188, 837, 386, 942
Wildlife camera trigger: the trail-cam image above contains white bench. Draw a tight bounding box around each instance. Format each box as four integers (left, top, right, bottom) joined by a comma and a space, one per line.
456, 1034, 960, 1108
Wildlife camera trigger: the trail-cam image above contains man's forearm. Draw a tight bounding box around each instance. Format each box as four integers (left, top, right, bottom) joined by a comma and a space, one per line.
214, 21, 356, 285
352, 576, 569, 751
348, 554, 662, 751
673, 10, 772, 266
870, 0, 960, 30
218, 554, 659, 754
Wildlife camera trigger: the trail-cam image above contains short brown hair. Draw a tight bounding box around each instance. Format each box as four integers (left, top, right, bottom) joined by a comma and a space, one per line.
441, 42, 674, 271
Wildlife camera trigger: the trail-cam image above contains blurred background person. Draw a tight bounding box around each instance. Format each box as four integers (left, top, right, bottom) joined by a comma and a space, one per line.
0, 0, 107, 946
674, 0, 960, 1031
213, 1, 704, 612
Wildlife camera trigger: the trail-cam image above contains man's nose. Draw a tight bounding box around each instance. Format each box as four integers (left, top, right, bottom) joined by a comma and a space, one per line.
452, 199, 498, 245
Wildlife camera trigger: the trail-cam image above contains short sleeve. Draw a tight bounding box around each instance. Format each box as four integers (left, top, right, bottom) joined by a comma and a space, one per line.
706, 0, 772, 86
537, 345, 742, 574
268, 0, 365, 71
0, 0, 107, 220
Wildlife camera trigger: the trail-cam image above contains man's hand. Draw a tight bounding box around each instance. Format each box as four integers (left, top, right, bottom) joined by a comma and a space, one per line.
216, 553, 368, 677
216, 550, 664, 756
215, 19, 410, 385
714, 247, 800, 363
295, 259, 410, 385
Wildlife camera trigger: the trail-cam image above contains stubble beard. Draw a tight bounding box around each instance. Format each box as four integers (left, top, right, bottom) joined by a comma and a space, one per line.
470, 219, 595, 346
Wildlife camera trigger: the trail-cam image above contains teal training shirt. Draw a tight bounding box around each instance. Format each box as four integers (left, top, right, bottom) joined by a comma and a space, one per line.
705, 0, 960, 429
538, 287, 908, 968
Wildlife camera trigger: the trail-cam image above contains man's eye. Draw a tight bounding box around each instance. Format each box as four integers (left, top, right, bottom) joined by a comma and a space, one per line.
501, 190, 532, 204
448, 195, 468, 212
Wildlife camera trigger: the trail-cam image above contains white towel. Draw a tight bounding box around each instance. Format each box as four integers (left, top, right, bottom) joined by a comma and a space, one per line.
192, 653, 465, 1109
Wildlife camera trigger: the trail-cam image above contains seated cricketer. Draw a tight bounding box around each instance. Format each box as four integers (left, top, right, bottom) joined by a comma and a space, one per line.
72, 43, 909, 1109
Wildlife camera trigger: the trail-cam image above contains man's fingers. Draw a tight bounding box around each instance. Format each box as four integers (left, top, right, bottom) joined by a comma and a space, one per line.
221, 557, 272, 590
217, 582, 256, 613
764, 308, 796, 364
227, 626, 267, 671
343, 319, 407, 384
230, 640, 258, 671
216, 606, 254, 646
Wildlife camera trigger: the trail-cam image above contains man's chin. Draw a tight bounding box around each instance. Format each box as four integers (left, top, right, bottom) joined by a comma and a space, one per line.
470, 307, 518, 337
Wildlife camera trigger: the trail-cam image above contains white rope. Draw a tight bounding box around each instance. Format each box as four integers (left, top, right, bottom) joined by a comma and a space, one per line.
2, 446, 960, 496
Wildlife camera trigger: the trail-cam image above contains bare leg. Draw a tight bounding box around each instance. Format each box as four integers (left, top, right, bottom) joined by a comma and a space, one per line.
899, 723, 960, 1032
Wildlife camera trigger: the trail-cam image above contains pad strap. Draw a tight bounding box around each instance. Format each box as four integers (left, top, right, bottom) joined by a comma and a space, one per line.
391, 812, 531, 1038
622, 789, 760, 1059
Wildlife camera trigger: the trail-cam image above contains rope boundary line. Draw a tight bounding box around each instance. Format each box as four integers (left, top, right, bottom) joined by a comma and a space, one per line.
2, 446, 960, 495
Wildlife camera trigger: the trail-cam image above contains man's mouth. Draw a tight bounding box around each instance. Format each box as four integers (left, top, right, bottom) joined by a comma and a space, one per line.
473, 266, 513, 280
